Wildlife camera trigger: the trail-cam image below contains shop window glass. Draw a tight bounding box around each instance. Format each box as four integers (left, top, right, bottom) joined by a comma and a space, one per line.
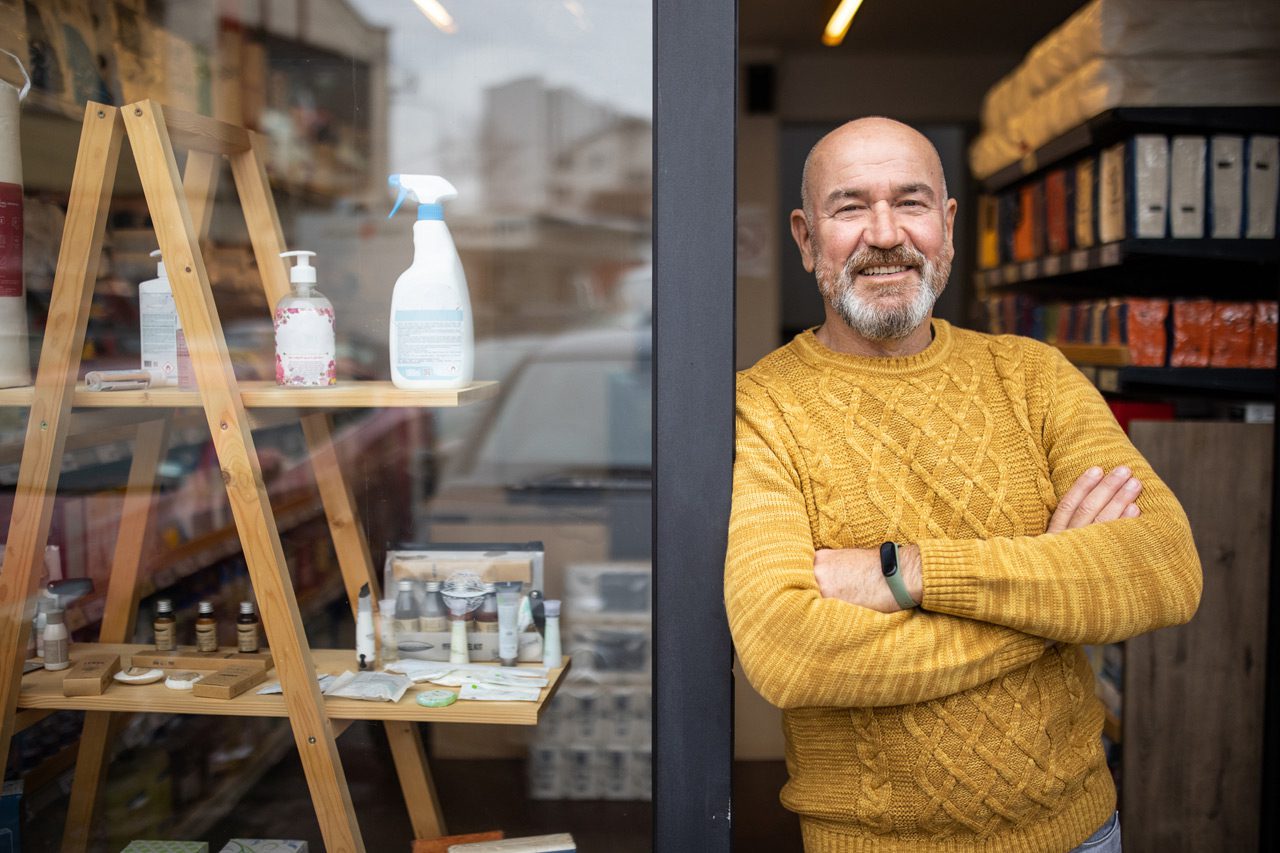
0, 0, 652, 849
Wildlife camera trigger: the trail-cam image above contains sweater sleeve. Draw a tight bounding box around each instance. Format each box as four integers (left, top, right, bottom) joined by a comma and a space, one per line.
917, 344, 1203, 644
725, 378, 1049, 710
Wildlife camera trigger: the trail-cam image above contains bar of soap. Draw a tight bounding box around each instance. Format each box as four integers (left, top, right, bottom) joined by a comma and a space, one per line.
192, 664, 267, 699
62, 654, 122, 696
416, 689, 457, 708
114, 667, 165, 685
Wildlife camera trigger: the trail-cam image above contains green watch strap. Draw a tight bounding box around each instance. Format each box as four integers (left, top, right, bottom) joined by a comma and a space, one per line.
879, 541, 918, 610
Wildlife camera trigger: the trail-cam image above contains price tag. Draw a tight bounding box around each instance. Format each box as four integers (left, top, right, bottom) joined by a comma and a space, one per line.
1069, 250, 1090, 272
1097, 369, 1120, 393
1002, 265, 1018, 285
1100, 243, 1122, 266
1020, 261, 1038, 281
1042, 255, 1063, 277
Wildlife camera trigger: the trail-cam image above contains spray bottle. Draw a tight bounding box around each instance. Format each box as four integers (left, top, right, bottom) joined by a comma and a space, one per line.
356, 583, 376, 670
387, 175, 474, 389
274, 250, 336, 387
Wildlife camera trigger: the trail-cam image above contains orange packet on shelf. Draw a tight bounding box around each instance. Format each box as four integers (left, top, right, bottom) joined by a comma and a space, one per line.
1125, 298, 1169, 367
1209, 302, 1255, 367
1250, 301, 1278, 368
1170, 299, 1214, 367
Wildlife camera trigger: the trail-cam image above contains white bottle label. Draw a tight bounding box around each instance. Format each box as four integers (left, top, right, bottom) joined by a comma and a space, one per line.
140, 290, 181, 382
394, 309, 463, 380
275, 305, 336, 386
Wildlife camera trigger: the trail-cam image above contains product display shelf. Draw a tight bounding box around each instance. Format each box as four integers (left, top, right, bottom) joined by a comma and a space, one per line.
978, 239, 1280, 291
0, 101, 487, 852
0, 380, 498, 409
18, 645, 571, 726
980, 106, 1280, 194
976, 106, 1280, 850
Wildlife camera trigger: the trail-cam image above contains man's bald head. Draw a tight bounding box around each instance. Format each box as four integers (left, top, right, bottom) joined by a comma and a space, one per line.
800, 117, 949, 222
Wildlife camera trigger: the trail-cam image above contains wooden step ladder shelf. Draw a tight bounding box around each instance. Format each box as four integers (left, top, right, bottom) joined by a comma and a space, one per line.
0, 101, 539, 853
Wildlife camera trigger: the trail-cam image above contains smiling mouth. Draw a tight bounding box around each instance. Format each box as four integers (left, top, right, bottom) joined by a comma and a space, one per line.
857, 265, 915, 277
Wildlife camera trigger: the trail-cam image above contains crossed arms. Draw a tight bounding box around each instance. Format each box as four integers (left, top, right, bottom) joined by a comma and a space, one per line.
724, 348, 1202, 710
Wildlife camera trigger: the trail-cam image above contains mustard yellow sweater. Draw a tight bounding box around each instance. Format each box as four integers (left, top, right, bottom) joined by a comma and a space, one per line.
725, 320, 1201, 853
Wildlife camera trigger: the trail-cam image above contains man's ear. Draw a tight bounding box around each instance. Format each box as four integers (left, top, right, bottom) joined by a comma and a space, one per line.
790, 209, 815, 273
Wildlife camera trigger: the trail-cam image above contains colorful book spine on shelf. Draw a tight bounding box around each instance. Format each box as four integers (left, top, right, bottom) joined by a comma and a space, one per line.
1250, 301, 1278, 369
1074, 156, 1098, 249
1209, 302, 1256, 368
1044, 168, 1071, 255
977, 195, 1000, 270
1245, 135, 1279, 240
1170, 299, 1215, 367
1098, 141, 1127, 244
1012, 182, 1042, 262
999, 191, 1020, 266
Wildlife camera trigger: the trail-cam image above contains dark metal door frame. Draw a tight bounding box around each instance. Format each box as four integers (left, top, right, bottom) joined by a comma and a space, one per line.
653, 0, 736, 850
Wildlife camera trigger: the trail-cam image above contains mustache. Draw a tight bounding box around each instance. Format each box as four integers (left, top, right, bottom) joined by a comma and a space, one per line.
844, 246, 926, 276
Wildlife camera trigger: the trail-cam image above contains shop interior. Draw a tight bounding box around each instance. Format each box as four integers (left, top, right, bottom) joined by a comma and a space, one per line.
0, 0, 1276, 851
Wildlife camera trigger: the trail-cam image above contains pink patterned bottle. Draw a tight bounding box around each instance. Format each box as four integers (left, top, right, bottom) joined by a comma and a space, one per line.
274, 250, 336, 386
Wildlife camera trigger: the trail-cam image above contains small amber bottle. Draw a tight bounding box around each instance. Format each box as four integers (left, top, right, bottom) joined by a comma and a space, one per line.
195, 600, 219, 653
236, 601, 260, 653
154, 599, 176, 652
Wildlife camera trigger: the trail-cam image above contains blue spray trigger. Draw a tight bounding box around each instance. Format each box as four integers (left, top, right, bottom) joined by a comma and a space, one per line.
388, 178, 409, 219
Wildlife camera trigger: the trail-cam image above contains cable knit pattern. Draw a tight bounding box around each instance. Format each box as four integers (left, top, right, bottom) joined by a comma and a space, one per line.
725, 320, 1202, 852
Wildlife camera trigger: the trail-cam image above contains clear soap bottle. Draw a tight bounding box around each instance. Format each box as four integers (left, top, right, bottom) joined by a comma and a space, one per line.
274, 250, 336, 387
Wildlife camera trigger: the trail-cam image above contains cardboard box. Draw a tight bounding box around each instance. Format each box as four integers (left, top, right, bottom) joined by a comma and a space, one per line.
121, 843, 209, 853
61, 653, 121, 697
218, 841, 308, 853
449, 833, 575, 852
129, 648, 273, 672
191, 664, 267, 699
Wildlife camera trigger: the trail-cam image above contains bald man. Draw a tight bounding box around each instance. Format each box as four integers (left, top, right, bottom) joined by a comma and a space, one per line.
724, 118, 1201, 852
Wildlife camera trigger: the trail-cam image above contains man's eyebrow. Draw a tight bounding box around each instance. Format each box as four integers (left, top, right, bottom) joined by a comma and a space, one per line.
823, 183, 937, 207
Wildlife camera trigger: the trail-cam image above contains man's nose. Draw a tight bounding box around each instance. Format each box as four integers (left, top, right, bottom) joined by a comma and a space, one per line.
865, 201, 902, 248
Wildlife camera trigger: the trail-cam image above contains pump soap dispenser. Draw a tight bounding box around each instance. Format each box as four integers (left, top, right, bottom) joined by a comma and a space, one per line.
387, 174, 474, 389
139, 250, 187, 386
274, 250, 336, 387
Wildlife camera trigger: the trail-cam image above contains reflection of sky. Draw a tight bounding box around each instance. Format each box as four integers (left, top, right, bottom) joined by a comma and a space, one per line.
349, 0, 651, 184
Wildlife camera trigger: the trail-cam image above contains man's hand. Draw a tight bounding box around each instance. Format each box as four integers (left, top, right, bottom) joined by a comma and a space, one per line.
813, 466, 1142, 612
1047, 465, 1142, 533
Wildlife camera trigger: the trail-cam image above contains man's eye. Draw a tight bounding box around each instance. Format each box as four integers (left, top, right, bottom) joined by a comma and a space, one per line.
899, 199, 923, 207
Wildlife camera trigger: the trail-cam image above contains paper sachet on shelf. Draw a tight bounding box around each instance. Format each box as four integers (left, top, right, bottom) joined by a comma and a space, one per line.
256, 673, 336, 695
427, 663, 550, 689
382, 659, 455, 683
322, 671, 412, 703
458, 682, 541, 702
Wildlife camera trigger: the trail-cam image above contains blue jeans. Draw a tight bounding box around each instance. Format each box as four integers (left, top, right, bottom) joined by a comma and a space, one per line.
1069, 812, 1121, 852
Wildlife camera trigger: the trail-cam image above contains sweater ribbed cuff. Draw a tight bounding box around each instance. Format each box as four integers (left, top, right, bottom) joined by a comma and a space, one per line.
917, 538, 984, 619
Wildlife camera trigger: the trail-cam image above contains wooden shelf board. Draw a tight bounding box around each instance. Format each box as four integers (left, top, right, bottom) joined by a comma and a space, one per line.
19, 644, 569, 726
0, 380, 499, 409
1054, 343, 1131, 368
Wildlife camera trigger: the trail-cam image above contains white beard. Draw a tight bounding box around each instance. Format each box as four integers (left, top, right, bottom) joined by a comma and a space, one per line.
815, 243, 952, 342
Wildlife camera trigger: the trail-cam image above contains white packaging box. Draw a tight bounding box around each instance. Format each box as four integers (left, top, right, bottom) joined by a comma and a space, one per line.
564, 561, 651, 618
527, 743, 564, 800
448, 834, 575, 852
631, 745, 652, 801
1170, 136, 1207, 238
219, 842, 309, 853
1209, 135, 1246, 238
604, 686, 652, 746
1130, 135, 1169, 239
122, 844, 209, 853
563, 744, 597, 799
564, 616, 651, 682
599, 745, 632, 800
537, 692, 572, 743
1246, 135, 1279, 239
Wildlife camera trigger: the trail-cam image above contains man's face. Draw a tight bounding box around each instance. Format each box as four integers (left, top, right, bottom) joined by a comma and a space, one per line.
791, 122, 957, 342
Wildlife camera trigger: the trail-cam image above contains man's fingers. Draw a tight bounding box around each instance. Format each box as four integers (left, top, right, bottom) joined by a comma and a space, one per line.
1069, 466, 1131, 528
1048, 466, 1103, 533
1122, 503, 1142, 519
1095, 476, 1142, 522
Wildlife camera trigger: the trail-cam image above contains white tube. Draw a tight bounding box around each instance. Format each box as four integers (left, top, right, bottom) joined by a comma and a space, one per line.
449, 615, 470, 665
496, 582, 522, 667
355, 584, 375, 670
542, 599, 562, 667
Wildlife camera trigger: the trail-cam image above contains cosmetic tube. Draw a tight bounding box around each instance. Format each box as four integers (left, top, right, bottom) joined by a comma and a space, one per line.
495, 581, 523, 666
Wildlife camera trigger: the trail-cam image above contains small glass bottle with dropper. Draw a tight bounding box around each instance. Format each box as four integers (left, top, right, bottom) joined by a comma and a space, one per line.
195, 600, 219, 653
153, 598, 176, 651
237, 601, 260, 653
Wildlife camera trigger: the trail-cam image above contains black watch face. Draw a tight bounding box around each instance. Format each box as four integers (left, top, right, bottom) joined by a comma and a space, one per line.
879, 541, 897, 576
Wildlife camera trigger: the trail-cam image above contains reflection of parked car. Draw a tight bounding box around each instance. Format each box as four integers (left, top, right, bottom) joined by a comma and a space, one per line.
419, 323, 652, 599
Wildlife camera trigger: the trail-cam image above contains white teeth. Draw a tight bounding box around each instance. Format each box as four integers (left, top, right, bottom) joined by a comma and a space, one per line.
861, 265, 910, 275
